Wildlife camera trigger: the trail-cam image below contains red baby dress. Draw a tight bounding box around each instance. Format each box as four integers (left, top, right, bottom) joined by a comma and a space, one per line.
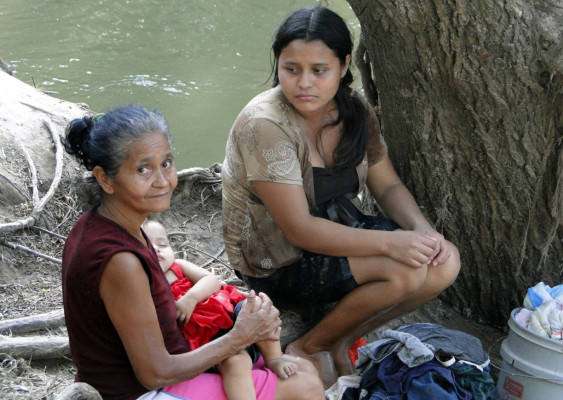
169, 263, 246, 350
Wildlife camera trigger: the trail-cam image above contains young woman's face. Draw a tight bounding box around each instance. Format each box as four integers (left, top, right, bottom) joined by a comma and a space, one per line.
143, 221, 175, 271
277, 39, 350, 118
107, 132, 177, 218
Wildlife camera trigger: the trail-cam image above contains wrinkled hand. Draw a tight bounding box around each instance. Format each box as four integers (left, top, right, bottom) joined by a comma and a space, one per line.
175, 295, 198, 325
387, 230, 441, 269
418, 228, 451, 266
230, 290, 281, 345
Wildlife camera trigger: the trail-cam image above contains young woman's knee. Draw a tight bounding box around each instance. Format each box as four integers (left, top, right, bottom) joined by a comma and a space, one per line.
393, 264, 428, 295
438, 241, 461, 287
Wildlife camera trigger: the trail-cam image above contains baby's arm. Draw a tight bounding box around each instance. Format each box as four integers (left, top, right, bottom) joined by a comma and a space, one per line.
175, 259, 221, 325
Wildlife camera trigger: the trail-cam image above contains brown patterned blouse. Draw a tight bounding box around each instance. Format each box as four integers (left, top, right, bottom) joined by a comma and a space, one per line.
222, 86, 387, 277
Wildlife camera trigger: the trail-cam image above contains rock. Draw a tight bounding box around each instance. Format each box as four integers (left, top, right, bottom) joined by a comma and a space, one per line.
54, 383, 102, 400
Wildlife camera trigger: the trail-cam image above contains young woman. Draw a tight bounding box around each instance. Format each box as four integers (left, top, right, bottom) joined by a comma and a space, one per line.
222, 6, 461, 388
62, 105, 324, 400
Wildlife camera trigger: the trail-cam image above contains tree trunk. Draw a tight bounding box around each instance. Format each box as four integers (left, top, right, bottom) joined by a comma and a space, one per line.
347, 0, 563, 326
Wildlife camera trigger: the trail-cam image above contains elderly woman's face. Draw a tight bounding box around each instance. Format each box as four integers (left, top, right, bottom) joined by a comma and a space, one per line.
110, 132, 177, 217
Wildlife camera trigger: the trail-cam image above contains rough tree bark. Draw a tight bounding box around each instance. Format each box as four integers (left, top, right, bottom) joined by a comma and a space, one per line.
347, 0, 563, 326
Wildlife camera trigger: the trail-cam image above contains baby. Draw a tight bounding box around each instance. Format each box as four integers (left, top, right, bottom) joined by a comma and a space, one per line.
142, 219, 297, 400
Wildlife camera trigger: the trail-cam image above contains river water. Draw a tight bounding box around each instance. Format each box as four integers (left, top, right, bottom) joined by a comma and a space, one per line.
0, 0, 358, 169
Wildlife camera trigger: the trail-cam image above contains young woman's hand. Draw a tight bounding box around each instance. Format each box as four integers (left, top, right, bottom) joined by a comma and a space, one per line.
386, 230, 440, 269
417, 228, 451, 266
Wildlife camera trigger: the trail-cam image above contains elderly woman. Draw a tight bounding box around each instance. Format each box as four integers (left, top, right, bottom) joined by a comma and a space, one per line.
62, 105, 324, 400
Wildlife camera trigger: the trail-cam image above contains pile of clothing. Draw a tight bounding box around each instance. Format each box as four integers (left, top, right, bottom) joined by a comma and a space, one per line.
514, 282, 563, 340
326, 323, 499, 400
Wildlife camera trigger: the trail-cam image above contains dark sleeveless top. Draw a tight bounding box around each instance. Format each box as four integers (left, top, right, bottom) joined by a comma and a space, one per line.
313, 167, 365, 227
62, 207, 190, 400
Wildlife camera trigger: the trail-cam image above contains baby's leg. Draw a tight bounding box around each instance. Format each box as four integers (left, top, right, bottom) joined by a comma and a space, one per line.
257, 339, 298, 380
217, 350, 256, 400
242, 295, 298, 380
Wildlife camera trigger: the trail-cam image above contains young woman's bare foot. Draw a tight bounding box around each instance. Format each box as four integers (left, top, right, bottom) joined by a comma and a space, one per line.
265, 355, 298, 380
285, 342, 338, 388
332, 343, 355, 377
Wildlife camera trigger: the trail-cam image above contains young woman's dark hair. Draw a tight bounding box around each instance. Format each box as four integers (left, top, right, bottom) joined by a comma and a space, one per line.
270, 6, 369, 170
63, 104, 172, 203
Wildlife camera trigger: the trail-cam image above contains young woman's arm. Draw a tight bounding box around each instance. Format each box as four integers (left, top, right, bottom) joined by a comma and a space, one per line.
174, 259, 221, 324
252, 164, 438, 269
366, 155, 451, 266
99, 252, 280, 389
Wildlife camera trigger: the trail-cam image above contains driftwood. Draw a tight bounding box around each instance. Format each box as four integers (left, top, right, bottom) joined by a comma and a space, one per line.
176, 164, 222, 182
0, 309, 69, 360
0, 335, 69, 360
175, 164, 222, 199
0, 239, 62, 264
0, 309, 65, 335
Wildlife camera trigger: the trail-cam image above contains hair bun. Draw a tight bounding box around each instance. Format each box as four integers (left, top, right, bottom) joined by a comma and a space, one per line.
63, 116, 95, 170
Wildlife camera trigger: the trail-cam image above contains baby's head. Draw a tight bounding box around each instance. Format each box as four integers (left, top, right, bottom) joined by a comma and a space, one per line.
142, 219, 175, 272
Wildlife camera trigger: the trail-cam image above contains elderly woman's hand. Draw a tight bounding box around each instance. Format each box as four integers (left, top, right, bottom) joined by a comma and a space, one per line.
230, 290, 282, 345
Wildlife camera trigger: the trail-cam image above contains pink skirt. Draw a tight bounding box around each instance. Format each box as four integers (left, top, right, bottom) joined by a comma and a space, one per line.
137, 357, 277, 400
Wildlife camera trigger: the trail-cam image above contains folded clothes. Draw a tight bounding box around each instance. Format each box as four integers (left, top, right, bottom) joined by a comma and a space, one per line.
529, 301, 556, 338
518, 281, 563, 341
514, 308, 532, 328
523, 282, 563, 310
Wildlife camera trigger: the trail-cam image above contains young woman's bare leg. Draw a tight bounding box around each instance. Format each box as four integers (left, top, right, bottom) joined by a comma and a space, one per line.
330, 245, 461, 375
287, 243, 460, 386
286, 255, 427, 387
